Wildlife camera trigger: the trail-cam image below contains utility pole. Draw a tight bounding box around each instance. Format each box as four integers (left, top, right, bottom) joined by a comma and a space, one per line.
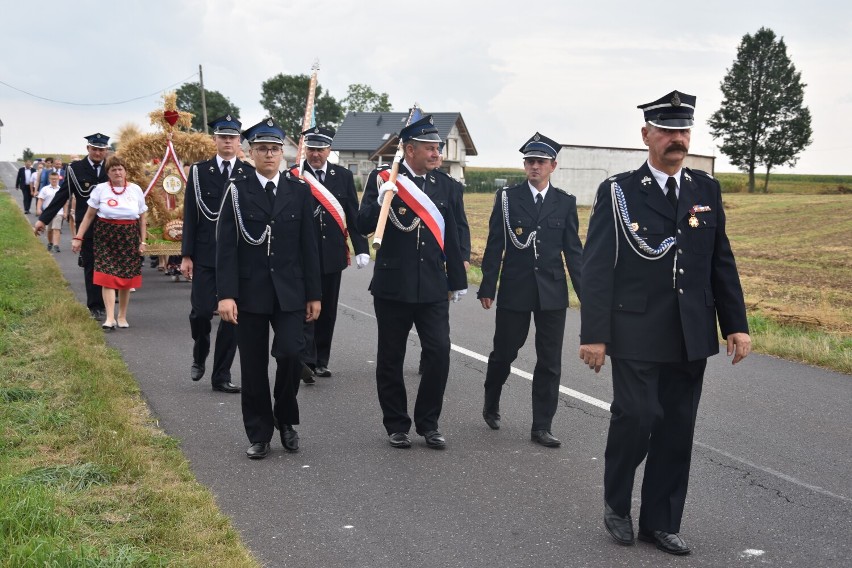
199, 64, 208, 134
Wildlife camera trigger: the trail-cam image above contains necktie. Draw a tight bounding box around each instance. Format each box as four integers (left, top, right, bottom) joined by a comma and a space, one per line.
265, 181, 276, 207
413, 176, 425, 190
222, 161, 230, 180
535, 192, 543, 213
315, 170, 324, 184
93, 162, 100, 177
666, 177, 678, 212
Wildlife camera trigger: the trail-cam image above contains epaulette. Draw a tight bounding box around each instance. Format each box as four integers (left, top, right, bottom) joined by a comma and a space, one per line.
554, 186, 574, 197
285, 170, 306, 184
607, 170, 635, 182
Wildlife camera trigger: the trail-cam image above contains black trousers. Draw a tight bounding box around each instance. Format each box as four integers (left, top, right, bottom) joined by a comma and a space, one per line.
483, 307, 566, 431
189, 264, 237, 385
21, 188, 33, 213
373, 297, 450, 435
236, 306, 304, 444
82, 236, 104, 311
302, 270, 342, 368
604, 357, 706, 534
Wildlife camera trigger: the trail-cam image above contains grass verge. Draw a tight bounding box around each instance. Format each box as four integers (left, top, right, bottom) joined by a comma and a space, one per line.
0, 187, 257, 566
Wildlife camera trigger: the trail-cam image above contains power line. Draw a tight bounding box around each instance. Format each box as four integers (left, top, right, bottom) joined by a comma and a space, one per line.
0, 72, 199, 106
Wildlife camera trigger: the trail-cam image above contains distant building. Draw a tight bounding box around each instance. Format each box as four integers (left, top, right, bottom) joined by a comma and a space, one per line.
552, 144, 716, 205
333, 111, 477, 186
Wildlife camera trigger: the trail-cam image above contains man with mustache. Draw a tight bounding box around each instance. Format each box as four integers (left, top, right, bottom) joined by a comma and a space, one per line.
579, 91, 751, 556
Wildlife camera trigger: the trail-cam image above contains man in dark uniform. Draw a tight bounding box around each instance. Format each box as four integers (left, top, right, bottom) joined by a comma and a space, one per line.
180, 114, 246, 394
356, 114, 467, 450
15, 160, 35, 214
297, 126, 370, 381
216, 118, 322, 460
34, 133, 109, 320
478, 133, 583, 447
579, 91, 751, 555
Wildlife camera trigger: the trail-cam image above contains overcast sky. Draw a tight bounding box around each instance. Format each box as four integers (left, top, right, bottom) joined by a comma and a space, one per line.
1, 0, 849, 174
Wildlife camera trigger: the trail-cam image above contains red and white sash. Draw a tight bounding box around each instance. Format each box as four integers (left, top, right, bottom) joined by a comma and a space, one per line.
291, 166, 347, 236
378, 169, 445, 251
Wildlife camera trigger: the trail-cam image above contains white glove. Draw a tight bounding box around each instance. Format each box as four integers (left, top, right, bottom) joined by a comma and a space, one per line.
377, 180, 398, 205
451, 289, 468, 303
355, 253, 370, 269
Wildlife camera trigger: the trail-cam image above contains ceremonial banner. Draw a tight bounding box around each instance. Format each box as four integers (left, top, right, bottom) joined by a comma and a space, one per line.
144, 140, 187, 241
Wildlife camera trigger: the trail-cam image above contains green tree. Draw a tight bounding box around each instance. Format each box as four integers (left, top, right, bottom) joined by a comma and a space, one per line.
176, 82, 241, 132
259, 74, 343, 139
21, 148, 34, 161
708, 27, 812, 193
342, 83, 391, 113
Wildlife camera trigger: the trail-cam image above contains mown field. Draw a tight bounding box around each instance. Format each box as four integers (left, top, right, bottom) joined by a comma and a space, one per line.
461, 191, 852, 374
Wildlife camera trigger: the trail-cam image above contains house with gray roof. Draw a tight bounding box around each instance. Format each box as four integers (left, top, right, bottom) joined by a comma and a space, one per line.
332, 111, 477, 185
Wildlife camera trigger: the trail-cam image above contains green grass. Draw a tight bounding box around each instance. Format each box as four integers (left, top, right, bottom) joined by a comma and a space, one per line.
715, 172, 852, 194
0, 186, 258, 567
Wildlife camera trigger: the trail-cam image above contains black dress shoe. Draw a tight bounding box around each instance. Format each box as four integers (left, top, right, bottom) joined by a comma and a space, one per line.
301, 363, 316, 384
101, 323, 116, 331
90, 308, 106, 320
212, 381, 241, 393
190, 362, 205, 381
638, 529, 691, 555
388, 432, 411, 448
314, 365, 331, 377
604, 503, 634, 545
482, 410, 501, 430
246, 442, 270, 459
531, 430, 561, 447
422, 430, 446, 449
281, 425, 299, 452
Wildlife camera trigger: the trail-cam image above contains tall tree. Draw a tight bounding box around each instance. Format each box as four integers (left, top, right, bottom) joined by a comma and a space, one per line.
176, 82, 241, 132
342, 83, 391, 113
708, 27, 812, 192
259, 74, 343, 139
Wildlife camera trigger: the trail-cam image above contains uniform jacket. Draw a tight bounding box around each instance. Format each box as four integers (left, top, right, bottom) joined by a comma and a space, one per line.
478, 182, 583, 311
432, 169, 471, 262
216, 171, 321, 314
302, 160, 369, 274
182, 157, 253, 267
580, 162, 749, 362
39, 159, 107, 231
356, 163, 467, 304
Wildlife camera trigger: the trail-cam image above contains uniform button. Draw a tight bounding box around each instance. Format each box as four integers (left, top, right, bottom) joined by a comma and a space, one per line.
271, 220, 276, 225
421, 242, 425, 245
618, 303, 623, 308
678, 288, 683, 294
270, 252, 274, 256
534, 267, 539, 271
270, 268, 275, 272
678, 248, 683, 254
536, 240, 541, 244
537, 225, 541, 230
678, 268, 684, 274
677, 229, 682, 234
323, 236, 326, 239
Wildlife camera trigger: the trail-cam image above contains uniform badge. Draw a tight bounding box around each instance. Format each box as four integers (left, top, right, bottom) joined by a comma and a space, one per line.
237, 167, 243, 174
84, 182, 90, 188
209, 166, 215, 173
515, 227, 523, 236
688, 215, 700, 228
534, 133, 541, 141
329, 168, 336, 176
398, 207, 407, 215
266, 118, 274, 126
641, 176, 651, 186
428, 175, 435, 184
226, 114, 232, 121
671, 92, 681, 106
428, 116, 434, 125
630, 222, 639, 232
684, 171, 692, 182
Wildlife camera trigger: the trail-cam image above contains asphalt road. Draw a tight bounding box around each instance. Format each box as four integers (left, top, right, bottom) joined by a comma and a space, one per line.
3, 161, 850, 568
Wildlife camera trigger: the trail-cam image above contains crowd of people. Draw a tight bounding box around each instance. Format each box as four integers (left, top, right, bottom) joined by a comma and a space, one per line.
20, 89, 752, 557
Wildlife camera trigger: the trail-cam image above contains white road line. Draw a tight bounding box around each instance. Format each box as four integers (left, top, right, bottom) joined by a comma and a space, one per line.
339, 302, 851, 504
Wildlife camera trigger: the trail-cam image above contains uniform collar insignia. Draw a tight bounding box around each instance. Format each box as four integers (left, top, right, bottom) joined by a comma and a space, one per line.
641, 176, 652, 186
684, 171, 692, 182
428, 174, 435, 184
209, 165, 216, 173
329, 168, 335, 176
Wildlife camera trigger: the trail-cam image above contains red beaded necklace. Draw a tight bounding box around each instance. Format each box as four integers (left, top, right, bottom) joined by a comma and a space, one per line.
109, 180, 127, 195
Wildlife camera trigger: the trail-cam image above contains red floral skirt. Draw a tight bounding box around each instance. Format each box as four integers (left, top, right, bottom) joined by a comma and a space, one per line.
93, 218, 142, 290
